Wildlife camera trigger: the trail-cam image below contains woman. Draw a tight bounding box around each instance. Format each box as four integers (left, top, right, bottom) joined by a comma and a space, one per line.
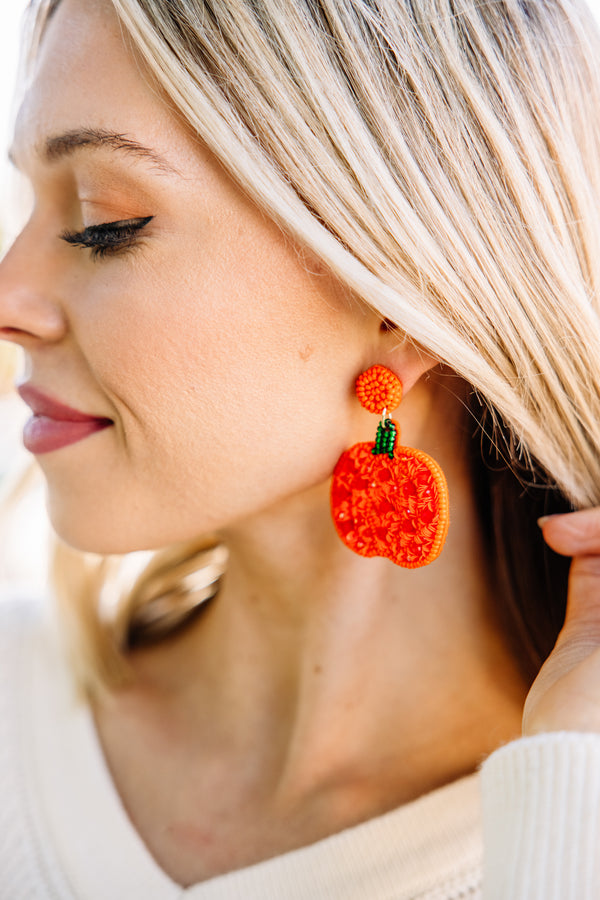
1, 0, 600, 896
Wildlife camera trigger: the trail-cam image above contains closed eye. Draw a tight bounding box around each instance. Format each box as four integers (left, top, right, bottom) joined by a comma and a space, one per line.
60, 215, 153, 260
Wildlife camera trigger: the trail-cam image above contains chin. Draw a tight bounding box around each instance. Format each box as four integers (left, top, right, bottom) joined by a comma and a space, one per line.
46, 494, 219, 557
51, 524, 150, 556
46, 502, 160, 556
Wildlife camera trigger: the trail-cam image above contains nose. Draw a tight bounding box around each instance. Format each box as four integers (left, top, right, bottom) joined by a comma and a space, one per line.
0, 226, 67, 348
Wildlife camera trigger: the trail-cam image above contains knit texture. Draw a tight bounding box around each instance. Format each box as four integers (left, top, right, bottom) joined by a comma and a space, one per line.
0, 597, 74, 900
481, 731, 600, 899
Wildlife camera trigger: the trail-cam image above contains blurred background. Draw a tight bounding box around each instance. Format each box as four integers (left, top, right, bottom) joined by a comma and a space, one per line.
1, 1, 51, 596
2, 0, 600, 596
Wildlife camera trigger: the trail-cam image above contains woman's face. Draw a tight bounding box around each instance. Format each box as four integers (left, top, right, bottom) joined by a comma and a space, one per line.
0, 0, 380, 553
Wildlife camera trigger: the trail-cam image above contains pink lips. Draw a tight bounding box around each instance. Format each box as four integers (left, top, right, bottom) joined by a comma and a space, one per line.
17, 384, 114, 455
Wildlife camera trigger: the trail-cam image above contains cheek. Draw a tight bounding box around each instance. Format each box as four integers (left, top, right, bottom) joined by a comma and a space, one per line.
85, 236, 358, 418
68, 238, 368, 542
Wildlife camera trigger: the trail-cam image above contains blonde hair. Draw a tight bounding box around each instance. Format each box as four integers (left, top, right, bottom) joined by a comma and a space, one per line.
28, 0, 600, 690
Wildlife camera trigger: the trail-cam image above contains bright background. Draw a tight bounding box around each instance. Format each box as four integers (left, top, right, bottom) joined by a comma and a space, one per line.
1, 0, 600, 593
0, 2, 28, 240
0, 2, 48, 596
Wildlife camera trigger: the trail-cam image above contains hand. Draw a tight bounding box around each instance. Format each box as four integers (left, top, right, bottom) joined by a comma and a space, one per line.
523, 508, 600, 736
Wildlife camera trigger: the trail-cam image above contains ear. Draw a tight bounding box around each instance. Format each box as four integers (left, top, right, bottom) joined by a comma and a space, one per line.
375, 319, 439, 395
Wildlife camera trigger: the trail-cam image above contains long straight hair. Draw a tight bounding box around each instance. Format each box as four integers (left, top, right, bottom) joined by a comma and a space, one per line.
28, 0, 600, 690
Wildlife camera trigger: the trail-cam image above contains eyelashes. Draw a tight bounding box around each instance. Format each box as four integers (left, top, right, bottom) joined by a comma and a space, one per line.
60, 215, 154, 260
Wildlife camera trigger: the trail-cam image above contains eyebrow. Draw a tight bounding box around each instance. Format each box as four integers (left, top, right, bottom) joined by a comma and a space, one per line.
27, 127, 177, 174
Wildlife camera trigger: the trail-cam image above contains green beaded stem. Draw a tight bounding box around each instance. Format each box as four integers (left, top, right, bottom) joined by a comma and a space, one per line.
372, 420, 397, 459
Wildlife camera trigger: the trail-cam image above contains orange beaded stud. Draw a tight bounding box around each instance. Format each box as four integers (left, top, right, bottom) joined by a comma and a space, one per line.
355, 365, 403, 415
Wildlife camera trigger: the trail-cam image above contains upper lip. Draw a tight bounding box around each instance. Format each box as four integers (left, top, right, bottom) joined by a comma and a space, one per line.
17, 384, 113, 423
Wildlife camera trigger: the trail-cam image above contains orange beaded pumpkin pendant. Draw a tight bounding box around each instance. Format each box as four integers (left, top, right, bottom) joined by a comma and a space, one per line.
331, 366, 449, 568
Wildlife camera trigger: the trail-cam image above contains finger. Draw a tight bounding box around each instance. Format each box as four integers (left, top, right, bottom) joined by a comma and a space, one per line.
562, 554, 600, 635
538, 507, 600, 557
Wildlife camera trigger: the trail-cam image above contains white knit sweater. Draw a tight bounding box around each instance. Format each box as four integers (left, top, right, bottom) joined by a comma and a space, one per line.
1, 596, 600, 900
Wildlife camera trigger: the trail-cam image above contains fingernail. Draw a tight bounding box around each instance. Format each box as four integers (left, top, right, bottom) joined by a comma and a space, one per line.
537, 513, 570, 528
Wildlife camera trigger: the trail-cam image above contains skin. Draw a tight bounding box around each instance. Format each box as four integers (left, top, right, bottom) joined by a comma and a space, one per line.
1, 0, 600, 888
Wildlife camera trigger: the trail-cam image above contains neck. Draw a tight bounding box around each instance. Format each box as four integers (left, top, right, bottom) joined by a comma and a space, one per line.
124, 387, 527, 808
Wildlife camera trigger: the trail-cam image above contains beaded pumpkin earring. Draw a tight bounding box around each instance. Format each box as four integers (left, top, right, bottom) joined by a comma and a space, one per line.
330, 365, 449, 568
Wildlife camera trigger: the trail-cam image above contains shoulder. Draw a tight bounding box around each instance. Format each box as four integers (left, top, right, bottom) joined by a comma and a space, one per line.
0, 592, 51, 670
0, 589, 46, 622
0, 592, 59, 741
0, 591, 70, 765
0, 595, 55, 892
0, 592, 79, 898
0, 591, 77, 722
0, 589, 45, 652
